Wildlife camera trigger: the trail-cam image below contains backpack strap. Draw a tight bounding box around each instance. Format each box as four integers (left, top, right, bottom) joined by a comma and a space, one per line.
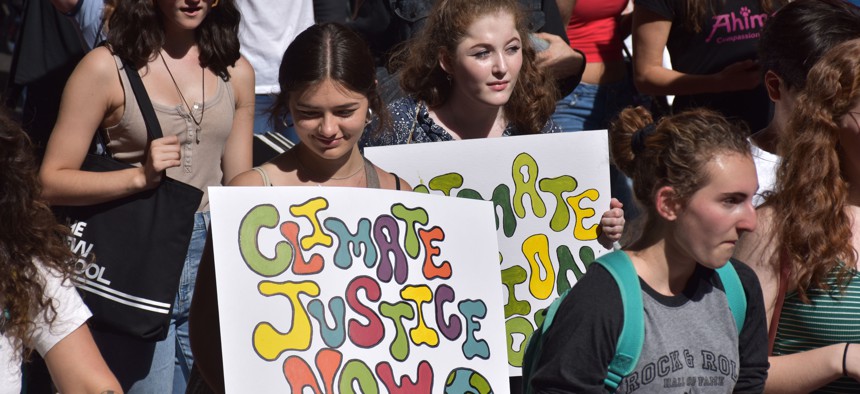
520, 287, 571, 394
592, 250, 644, 391
715, 262, 747, 334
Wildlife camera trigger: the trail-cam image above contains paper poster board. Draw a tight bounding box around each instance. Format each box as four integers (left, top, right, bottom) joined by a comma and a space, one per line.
209, 187, 509, 393
365, 130, 612, 375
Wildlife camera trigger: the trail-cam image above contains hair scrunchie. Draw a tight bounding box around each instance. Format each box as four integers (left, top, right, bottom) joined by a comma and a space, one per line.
631, 123, 657, 155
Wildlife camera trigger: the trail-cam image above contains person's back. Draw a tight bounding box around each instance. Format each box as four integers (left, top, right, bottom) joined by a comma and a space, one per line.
735, 38, 860, 393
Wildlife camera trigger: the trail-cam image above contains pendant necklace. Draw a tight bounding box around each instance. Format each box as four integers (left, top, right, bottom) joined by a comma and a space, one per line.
160, 50, 204, 143
295, 153, 364, 187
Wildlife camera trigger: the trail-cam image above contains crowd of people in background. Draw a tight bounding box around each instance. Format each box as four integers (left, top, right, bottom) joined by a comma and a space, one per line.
3, 0, 860, 393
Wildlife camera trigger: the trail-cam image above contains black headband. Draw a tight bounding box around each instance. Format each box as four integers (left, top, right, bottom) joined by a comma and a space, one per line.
631, 123, 656, 155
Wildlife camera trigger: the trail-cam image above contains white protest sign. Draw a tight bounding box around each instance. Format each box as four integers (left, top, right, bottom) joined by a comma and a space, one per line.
209, 186, 509, 393
365, 130, 612, 375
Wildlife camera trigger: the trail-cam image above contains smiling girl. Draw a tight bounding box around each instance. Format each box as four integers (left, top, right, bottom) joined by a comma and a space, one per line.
38, 0, 253, 392
188, 23, 411, 393
529, 107, 769, 393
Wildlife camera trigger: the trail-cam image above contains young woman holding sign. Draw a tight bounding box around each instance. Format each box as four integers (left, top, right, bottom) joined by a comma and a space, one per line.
529, 107, 768, 392
188, 22, 411, 393
359, 0, 624, 245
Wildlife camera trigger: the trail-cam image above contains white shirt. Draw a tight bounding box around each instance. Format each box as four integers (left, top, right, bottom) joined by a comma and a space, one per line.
0, 265, 91, 394
750, 140, 780, 207
236, 0, 314, 95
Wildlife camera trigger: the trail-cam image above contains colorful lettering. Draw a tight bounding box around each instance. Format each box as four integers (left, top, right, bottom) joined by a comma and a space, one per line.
566, 189, 600, 240
345, 276, 384, 348
254, 280, 320, 360
401, 285, 440, 347
459, 300, 490, 360
323, 217, 377, 269
512, 153, 546, 219
290, 197, 333, 250
419, 226, 452, 280
522, 234, 555, 300
391, 204, 429, 259
239, 204, 292, 277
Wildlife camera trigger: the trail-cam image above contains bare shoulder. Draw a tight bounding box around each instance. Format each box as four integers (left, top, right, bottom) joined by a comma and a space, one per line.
228, 167, 266, 186
75, 46, 120, 80
227, 56, 255, 89
375, 166, 412, 191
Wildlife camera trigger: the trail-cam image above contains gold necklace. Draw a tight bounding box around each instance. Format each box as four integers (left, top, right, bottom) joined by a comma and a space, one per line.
160, 50, 204, 141
295, 153, 364, 185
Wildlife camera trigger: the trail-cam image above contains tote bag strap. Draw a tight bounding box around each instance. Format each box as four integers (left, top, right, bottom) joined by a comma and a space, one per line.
120, 58, 165, 141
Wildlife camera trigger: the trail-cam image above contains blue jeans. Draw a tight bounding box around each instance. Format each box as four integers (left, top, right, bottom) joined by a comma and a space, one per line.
254, 93, 299, 144
92, 211, 210, 394
551, 79, 640, 221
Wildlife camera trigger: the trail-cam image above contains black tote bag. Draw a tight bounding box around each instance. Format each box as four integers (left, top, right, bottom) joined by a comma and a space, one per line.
57, 57, 203, 341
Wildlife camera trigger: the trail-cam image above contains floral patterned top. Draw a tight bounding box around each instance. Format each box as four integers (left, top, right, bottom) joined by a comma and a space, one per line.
361, 96, 561, 147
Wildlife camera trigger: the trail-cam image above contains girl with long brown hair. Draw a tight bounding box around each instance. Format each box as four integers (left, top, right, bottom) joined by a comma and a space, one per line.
38, 0, 254, 392
0, 110, 121, 393
361, 0, 560, 144
736, 38, 860, 393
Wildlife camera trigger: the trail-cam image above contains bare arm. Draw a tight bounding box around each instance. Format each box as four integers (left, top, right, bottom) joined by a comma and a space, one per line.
39, 47, 181, 206
221, 56, 255, 185
555, 0, 575, 27
631, 7, 760, 96
43, 324, 123, 394
535, 32, 586, 80
735, 208, 855, 393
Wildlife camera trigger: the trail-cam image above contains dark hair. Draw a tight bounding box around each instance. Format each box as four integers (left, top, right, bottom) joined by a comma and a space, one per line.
393, 0, 557, 135
683, 0, 785, 34
610, 107, 750, 221
769, 39, 860, 301
0, 109, 74, 357
270, 23, 389, 133
758, 0, 860, 91
107, 0, 241, 80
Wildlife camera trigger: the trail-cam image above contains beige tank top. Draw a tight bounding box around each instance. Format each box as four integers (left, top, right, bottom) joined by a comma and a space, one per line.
102, 55, 236, 211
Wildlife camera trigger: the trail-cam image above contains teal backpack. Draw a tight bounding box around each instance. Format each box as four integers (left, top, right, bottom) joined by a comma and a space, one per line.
521, 250, 747, 393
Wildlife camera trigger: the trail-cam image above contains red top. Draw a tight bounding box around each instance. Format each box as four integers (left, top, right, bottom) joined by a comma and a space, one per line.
567, 0, 629, 63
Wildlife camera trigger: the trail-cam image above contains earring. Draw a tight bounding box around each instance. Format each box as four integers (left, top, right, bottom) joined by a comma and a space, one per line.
365, 108, 373, 125
446, 74, 452, 82
211, 0, 219, 7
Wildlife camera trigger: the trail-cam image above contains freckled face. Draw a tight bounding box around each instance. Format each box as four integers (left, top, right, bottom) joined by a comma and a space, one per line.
444, 11, 523, 109
671, 153, 758, 269
290, 79, 369, 161
157, 0, 213, 31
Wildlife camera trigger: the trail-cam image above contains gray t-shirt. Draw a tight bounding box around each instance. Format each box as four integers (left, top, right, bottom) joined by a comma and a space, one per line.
531, 259, 768, 393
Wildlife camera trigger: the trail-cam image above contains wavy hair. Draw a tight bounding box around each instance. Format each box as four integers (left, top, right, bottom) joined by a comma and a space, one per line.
0, 110, 74, 357
768, 39, 860, 301
392, 0, 557, 135
610, 107, 750, 229
107, 0, 241, 79
270, 23, 389, 134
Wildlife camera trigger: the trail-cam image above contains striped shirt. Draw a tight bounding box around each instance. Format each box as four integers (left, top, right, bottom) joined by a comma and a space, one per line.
774, 268, 860, 393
